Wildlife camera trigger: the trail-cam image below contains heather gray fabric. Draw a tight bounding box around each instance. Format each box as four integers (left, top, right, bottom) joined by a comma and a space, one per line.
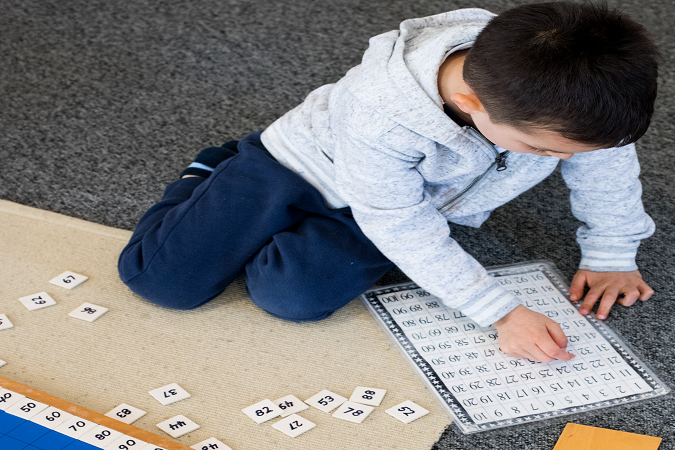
261, 8, 654, 327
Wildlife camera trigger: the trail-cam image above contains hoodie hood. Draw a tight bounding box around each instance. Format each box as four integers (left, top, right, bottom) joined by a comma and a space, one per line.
345, 8, 495, 146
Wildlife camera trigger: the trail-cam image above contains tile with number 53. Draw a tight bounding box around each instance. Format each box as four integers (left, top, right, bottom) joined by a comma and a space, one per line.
304, 390, 347, 413
69, 303, 108, 322
19, 292, 57, 311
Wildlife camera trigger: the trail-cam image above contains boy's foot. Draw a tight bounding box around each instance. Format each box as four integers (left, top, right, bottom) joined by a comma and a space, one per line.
181, 141, 239, 178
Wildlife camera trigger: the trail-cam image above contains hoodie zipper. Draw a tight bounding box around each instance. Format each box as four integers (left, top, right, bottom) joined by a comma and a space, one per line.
437, 127, 510, 213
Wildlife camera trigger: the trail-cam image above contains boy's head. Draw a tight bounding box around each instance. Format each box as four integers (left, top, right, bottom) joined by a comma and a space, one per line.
460, 1, 660, 152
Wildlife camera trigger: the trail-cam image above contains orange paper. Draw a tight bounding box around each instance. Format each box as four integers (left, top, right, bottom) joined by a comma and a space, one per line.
554, 423, 662, 450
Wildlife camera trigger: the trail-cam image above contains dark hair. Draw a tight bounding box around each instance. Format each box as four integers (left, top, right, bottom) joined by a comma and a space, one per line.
463, 1, 660, 148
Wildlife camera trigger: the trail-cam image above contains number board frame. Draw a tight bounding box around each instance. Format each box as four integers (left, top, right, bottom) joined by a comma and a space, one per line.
361, 260, 670, 434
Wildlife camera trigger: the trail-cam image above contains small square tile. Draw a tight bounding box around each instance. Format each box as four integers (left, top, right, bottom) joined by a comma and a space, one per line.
80, 424, 124, 447
49, 271, 88, 289
54, 416, 98, 438
304, 390, 347, 413
0, 360, 5, 368
68, 303, 108, 322
19, 292, 57, 311
104, 403, 146, 425
103, 435, 148, 450
385, 400, 429, 424
241, 399, 281, 424
140, 445, 168, 450
273, 395, 309, 417
349, 387, 387, 407
271, 414, 316, 438
331, 401, 374, 424
190, 437, 233, 450
0, 314, 14, 331
148, 383, 191, 406
30, 406, 73, 429
0, 388, 25, 411
6, 398, 49, 420
156, 415, 200, 438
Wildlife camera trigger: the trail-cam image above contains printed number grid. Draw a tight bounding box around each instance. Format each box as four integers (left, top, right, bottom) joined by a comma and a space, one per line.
361, 262, 669, 434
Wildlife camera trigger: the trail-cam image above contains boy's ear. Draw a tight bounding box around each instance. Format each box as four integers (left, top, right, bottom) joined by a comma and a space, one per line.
450, 93, 484, 115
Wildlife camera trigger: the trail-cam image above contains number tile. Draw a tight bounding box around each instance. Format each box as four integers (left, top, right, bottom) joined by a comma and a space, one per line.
385, 400, 429, 424
54, 416, 98, 438
190, 437, 233, 449
271, 413, 316, 438
68, 303, 109, 322
49, 271, 88, 289
241, 399, 281, 423
104, 403, 147, 425
349, 387, 387, 407
155, 414, 199, 438
18, 292, 57, 311
6, 398, 49, 420
273, 394, 309, 417
80, 424, 123, 447
304, 390, 347, 413
30, 406, 73, 429
0, 314, 14, 331
148, 383, 191, 406
331, 401, 374, 424
0, 388, 25, 411
140, 444, 169, 450
103, 435, 149, 449
0, 359, 5, 368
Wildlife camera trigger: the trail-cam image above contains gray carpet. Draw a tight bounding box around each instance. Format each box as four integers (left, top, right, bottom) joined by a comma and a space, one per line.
1, 0, 673, 448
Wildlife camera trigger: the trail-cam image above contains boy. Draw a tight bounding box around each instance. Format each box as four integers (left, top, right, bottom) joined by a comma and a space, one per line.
118, 2, 658, 363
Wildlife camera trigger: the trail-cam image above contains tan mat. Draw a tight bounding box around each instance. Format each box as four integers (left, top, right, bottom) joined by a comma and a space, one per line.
0, 199, 450, 449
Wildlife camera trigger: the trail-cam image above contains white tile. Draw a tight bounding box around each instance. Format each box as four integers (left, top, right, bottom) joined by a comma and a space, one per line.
103, 435, 148, 450
190, 437, 233, 450
156, 414, 200, 438
19, 292, 57, 311
0, 388, 25, 411
0, 314, 14, 331
304, 390, 347, 413
331, 401, 375, 424
49, 271, 88, 289
349, 386, 387, 407
54, 415, 98, 438
241, 399, 281, 423
273, 394, 309, 417
140, 445, 168, 450
6, 398, 49, 420
0, 359, 5, 368
271, 414, 316, 438
104, 403, 147, 425
30, 406, 74, 429
80, 425, 124, 448
68, 302, 109, 322
148, 383, 191, 406
385, 400, 429, 424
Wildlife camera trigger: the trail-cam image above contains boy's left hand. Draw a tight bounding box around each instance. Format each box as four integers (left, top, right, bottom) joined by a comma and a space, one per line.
569, 269, 654, 320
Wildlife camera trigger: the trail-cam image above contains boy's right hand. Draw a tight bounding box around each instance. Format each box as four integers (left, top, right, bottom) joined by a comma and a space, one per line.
492, 305, 575, 363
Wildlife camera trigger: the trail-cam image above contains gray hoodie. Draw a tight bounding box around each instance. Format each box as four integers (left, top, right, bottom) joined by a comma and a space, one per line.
260, 8, 655, 326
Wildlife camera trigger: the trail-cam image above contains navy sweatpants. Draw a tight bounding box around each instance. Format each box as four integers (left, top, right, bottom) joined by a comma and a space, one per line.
118, 130, 395, 321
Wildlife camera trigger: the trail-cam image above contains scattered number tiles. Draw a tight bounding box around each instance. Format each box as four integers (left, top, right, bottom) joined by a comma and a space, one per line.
361, 261, 670, 434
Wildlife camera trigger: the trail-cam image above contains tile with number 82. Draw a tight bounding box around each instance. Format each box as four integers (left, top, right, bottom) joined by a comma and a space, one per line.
19, 292, 57, 311
68, 303, 108, 322
272, 413, 316, 438
50, 271, 88, 289
242, 399, 281, 423
332, 401, 374, 424
349, 386, 387, 406
385, 400, 429, 424
304, 390, 347, 413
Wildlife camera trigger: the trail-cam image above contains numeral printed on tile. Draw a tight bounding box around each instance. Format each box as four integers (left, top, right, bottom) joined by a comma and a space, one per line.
49, 271, 88, 289
148, 383, 191, 406
190, 437, 233, 450
331, 400, 375, 424
19, 292, 57, 311
304, 390, 347, 413
271, 413, 316, 438
273, 394, 309, 417
105, 403, 147, 424
241, 399, 281, 423
385, 400, 429, 424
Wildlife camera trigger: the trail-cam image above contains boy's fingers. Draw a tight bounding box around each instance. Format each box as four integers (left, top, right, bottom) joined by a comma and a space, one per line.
638, 282, 654, 301
579, 288, 603, 315
569, 272, 587, 301
596, 288, 620, 319
617, 289, 640, 307
525, 346, 554, 364
546, 322, 569, 348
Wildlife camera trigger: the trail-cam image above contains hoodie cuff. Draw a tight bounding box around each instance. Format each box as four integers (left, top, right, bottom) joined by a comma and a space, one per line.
459, 285, 522, 327
579, 249, 638, 272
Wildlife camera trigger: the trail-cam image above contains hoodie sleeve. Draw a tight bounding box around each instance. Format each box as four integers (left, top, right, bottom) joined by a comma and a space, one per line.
560, 143, 655, 272
334, 125, 521, 327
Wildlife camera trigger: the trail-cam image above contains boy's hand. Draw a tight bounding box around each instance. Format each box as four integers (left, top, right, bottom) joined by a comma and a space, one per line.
569, 270, 654, 320
492, 305, 575, 363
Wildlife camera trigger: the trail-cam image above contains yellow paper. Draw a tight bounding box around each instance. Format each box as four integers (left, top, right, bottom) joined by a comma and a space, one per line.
554, 423, 661, 450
